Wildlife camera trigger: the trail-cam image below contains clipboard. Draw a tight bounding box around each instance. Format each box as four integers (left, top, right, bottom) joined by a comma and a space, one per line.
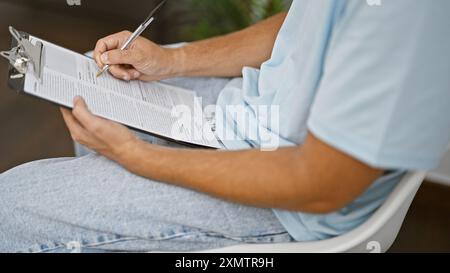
1, 26, 44, 92
1, 26, 222, 150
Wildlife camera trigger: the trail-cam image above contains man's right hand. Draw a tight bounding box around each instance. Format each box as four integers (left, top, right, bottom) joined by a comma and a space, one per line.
93, 31, 182, 81
94, 13, 286, 80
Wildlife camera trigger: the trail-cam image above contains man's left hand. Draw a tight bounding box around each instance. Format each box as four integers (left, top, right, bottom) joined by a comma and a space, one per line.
60, 96, 140, 162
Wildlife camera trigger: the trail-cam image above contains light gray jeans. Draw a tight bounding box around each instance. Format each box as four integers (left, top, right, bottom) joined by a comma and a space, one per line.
0, 77, 293, 253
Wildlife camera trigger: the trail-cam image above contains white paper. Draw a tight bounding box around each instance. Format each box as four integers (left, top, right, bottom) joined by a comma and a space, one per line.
24, 36, 222, 149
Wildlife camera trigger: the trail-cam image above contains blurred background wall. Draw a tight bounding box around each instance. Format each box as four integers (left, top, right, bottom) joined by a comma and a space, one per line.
0, 0, 448, 252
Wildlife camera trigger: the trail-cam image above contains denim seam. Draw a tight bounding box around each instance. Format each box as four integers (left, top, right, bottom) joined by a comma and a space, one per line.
28, 229, 292, 253
29, 231, 211, 253
31, 237, 139, 253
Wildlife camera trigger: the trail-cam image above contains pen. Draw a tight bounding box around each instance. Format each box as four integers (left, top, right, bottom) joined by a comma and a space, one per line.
96, 0, 167, 78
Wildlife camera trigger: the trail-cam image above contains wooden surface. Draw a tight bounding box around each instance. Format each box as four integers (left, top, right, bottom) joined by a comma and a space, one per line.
0, 1, 448, 253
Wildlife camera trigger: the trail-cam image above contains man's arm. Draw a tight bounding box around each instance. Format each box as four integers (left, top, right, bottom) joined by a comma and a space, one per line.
62, 98, 383, 214
121, 133, 382, 213
93, 13, 287, 81
176, 12, 287, 77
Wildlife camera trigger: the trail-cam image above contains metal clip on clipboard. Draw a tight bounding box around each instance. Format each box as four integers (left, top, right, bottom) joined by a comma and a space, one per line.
0, 26, 44, 81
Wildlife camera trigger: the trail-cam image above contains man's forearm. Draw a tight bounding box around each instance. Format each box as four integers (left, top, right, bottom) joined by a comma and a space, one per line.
173, 12, 287, 78
119, 134, 382, 214
124, 143, 306, 210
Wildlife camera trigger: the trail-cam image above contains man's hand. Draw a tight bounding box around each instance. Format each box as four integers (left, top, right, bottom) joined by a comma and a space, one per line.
94, 31, 182, 82
93, 13, 287, 80
60, 96, 141, 163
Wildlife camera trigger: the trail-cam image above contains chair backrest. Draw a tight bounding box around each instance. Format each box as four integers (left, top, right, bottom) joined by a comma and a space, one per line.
207, 171, 426, 253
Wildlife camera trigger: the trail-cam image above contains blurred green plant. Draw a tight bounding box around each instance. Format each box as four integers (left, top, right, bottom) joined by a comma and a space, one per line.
180, 0, 290, 40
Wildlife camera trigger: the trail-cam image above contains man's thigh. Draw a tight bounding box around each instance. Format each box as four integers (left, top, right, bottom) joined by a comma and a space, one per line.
0, 154, 291, 253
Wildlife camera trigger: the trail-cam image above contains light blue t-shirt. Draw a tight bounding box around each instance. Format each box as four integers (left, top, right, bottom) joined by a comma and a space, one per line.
215, 0, 450, 241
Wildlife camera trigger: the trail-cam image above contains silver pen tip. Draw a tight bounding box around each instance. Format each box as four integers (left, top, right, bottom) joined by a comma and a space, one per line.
96, 65, 109, 78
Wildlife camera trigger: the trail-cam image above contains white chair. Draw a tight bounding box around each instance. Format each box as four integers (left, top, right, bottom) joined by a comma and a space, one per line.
199, 171, 426, 253
426, 146, 450, 185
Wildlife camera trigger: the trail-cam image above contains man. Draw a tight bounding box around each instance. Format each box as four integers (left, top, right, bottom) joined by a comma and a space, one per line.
0, 0, 449, 252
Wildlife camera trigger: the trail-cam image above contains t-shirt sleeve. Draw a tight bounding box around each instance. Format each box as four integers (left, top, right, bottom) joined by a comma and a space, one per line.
307, 0, 450, 170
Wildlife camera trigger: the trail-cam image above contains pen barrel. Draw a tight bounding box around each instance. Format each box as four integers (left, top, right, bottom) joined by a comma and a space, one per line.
120, 17, 154, 50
